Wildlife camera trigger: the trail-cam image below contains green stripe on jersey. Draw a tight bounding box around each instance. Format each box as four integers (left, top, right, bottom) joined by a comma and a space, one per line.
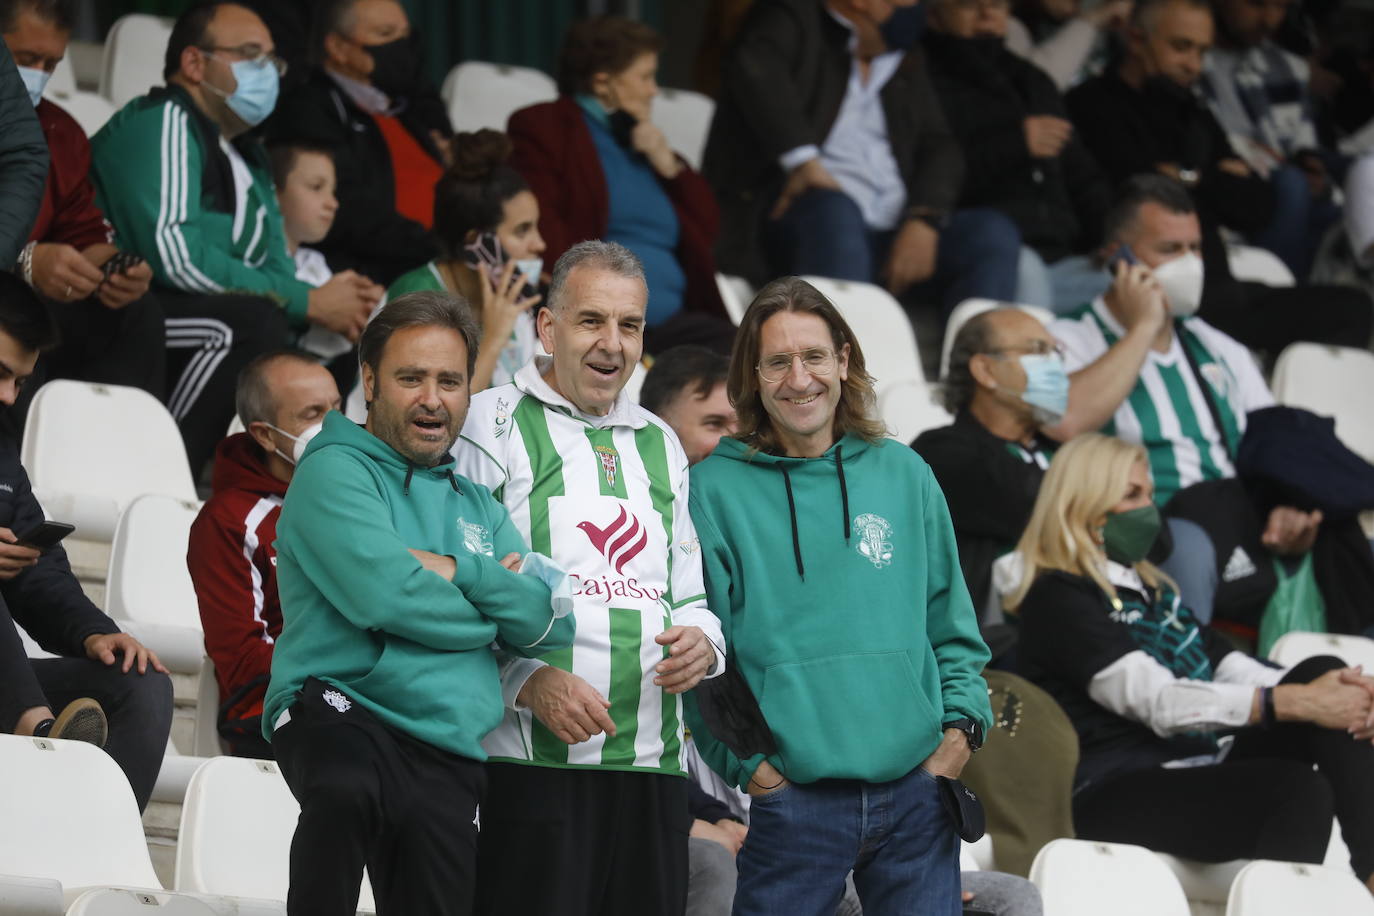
635, 424, 676, 604
1159, 363, 1225, 485
659, 610, 681, 767
584, 427, 629, 499
1179, 329, 1242, 458
1125, 373, 1179, 503
601, 608, 643, 766
513, 397, 572, 763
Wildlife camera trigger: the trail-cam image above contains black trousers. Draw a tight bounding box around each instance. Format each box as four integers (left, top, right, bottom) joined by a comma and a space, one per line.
0, 609, 172, 812
476, 762, 690, 916
1202, 281, 1372, 354
1074, 656, 1374, 879
159, 289, 289, 476
0, 291, 167, 441
272, 678, 486, 916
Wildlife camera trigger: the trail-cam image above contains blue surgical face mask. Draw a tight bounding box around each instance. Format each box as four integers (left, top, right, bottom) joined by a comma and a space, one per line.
1016, 353, 1069, 423
206, 57, 280, 127
17, 66, 51, 108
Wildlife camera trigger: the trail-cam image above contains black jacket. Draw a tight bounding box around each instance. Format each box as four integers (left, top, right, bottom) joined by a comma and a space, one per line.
0, 41, 49, 269
912, 411, 1049, 611
704, 0, 964, 283
1065, 72, 1274, 238
923, 33, 1110, 263
0, 438, 119, 656
266, 68, 443, 285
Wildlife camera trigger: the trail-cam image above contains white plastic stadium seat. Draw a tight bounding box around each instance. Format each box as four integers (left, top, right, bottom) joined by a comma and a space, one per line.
1225, 860, 1374, 916
0, 873, 64, 915
67, 888, 286, 916
1227, 244, 1296, 288
48, 90, 118, 137
1029, 838, 1190, 916
0, 734, 164, 894
104, 494, 205, 674
940, 298, 1056, 379
441, 61, 557, 134
1268, 631, 1374, 671
800, 276, 933, 443
100, 14, 175, 109
45, 54, 76, 97
1270, 343, 1374, 462
715, 273, 753, 325
654, 87, 715, 171
22, 381, 196, 542
175, 757, 377, 912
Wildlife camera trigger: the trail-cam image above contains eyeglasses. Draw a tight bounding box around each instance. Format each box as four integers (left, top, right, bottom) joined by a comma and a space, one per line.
987, 340, 1064, 360
200, 44, 289, 78
757, 348, 838, 382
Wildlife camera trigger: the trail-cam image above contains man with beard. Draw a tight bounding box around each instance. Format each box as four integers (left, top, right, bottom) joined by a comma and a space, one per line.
455, 241, 725, 916
262, 291, 575, 915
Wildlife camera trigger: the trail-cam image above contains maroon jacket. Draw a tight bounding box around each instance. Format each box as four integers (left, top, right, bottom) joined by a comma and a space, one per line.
28, 98, 112, 249
507, 96, 727, 321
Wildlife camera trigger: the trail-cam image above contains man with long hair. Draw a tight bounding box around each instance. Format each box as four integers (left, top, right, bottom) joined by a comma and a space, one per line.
684, 276, 992, 915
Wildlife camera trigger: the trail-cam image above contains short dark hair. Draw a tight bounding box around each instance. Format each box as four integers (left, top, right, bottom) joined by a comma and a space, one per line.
358, 291, 481, 382
1102, 174, 1197, 245
266, 139, 335, 190
310, 0, 360, 64
163, 1, 239, 81
640, 345, 730, 415
556, 16, 662, 96
0, 0, 76, 33
939, 310, 1001, 413
0, 271, 58, 353
432, 130, 530, 261
235, 349, 322, 429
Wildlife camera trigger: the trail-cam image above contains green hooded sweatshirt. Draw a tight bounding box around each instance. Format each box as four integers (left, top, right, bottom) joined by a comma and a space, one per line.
263, 412, 575, 759
685, 434, 992, 789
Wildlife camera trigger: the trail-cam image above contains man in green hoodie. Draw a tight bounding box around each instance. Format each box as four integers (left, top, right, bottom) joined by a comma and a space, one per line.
685, 276, 993, 916
263, 291, 575, 916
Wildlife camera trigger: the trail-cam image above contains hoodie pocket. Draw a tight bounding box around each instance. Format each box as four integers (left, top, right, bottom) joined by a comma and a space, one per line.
760, 651, 940, 783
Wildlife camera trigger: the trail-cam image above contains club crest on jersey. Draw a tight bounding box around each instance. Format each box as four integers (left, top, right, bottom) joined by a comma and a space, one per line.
854, 513, 893, 569
1200, 362, 1231, 400
577, 506, 648, 574
594, 444, 620, 489
456, 517, 493, 556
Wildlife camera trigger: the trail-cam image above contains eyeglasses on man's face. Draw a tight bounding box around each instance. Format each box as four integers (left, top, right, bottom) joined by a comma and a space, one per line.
200, 43, 288, 78
757, 348, 839, 383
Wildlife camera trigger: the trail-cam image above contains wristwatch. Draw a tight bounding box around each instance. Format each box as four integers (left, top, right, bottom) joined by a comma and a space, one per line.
945, 717, 985, 753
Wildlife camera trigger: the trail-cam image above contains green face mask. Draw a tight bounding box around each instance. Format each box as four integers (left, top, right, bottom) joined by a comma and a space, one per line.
1102, 504, 1162, 566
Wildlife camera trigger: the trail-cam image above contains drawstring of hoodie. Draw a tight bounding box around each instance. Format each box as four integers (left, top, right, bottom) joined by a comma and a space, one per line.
836, 446, 850, 542
777, 447, 852, 580
779, 465, 805, 579
402, 462, 463, 496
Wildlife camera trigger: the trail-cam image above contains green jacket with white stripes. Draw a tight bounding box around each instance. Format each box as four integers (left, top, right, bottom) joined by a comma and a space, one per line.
90, 84, 310, 326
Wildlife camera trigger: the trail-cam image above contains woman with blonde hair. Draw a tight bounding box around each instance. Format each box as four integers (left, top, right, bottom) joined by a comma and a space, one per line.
1012, 433, 1374, 893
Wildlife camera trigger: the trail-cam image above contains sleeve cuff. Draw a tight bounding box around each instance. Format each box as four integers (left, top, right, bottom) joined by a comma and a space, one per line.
284, 279, 312, 328
501, 656, 547, 710
779, 145, 821, 173
450, 553, 484, 593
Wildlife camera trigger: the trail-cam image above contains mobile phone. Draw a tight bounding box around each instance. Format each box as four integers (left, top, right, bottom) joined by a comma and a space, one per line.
462, 232, 540, 299
102, 251, 145, 278
14, 520, 75, 550
1107, 243, 1138, 274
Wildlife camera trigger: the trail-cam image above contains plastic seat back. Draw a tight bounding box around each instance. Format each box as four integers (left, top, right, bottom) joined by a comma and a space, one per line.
441, 61, 557, 133
105, 494, 201, 632
1270, 343, 1374, 462
1268, 631, 1374, 671
653, 88, 714, 170
1029, 838, 1190, 916
1225, 860, 1374, 916
100, 14, 174, 109
0, 734, 162, 889
940, 298, 1055, 379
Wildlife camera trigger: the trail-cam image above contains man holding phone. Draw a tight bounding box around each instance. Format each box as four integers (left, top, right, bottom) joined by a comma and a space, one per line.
2, 0, 166, 434
0, 269, 172, 812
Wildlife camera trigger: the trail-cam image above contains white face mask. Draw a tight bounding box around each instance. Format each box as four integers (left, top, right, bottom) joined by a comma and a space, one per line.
264, 421, 323, 465
1152, 252, 1205, 318
513, 257, 542, 290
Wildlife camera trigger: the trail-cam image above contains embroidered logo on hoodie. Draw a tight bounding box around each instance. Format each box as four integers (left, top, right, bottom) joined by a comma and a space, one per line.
322, 689, 352, 713
854, 513, 893, 569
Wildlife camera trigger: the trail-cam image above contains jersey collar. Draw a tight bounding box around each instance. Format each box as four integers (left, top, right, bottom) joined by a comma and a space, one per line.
512, 355, 650, 430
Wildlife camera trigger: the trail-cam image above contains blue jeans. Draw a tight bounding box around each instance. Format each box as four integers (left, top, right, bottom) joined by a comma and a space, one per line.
1015, 248, 1112, 314
1249, 163, 1342, 281
761, 188, 1021, 314
734, 765, 961, 916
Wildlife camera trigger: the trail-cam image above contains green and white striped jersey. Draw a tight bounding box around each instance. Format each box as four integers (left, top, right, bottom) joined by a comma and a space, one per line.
1052, 298, 1274, 505
453, 357, 725, 775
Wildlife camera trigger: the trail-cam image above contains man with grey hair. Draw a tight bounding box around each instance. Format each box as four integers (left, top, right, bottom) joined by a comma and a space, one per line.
912, 309, 1065, 613
187, 349, 339, 757
455, 240, 726, 915
263, 290, 574, 914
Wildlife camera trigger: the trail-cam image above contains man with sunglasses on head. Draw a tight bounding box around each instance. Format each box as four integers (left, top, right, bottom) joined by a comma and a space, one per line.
90, 2, 378, 474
